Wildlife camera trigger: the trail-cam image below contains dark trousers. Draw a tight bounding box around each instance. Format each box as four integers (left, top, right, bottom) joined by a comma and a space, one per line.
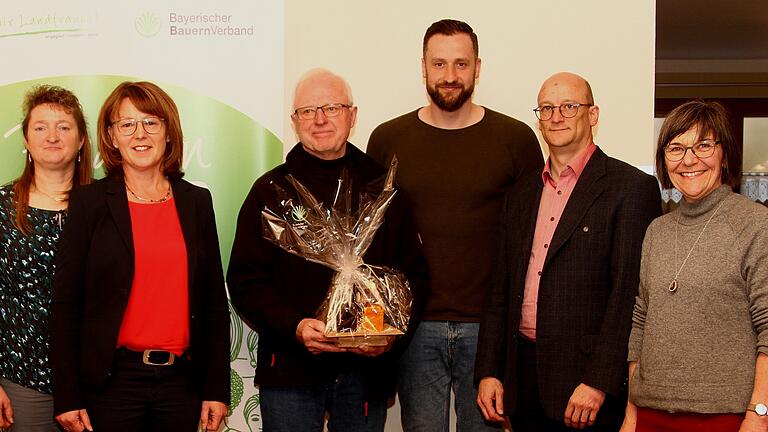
512, 338, 618, 432
85, 351, 201, 432
0, 377, 59, 432
259, 370, 386, 432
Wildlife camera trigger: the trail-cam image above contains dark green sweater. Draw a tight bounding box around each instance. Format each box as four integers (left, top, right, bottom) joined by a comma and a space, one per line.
367, 108, 543, 321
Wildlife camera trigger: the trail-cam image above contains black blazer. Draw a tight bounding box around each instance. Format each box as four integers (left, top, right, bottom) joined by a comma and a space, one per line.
476, 147, 661, 424
51, 177, 230, 415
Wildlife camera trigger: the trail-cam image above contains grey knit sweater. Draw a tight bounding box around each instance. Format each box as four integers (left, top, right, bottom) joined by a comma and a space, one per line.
628, 185, 768, 413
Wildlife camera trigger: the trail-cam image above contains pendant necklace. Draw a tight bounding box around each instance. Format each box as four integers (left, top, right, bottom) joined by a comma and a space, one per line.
125, 181, 172, 203
669, 197, 728, 293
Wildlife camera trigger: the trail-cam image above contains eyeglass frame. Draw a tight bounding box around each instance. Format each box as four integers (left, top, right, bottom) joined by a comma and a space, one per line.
663, 139, 721, 162
533, 103, 593, 121
292, 103, 352, 121
110, 117, 166, 136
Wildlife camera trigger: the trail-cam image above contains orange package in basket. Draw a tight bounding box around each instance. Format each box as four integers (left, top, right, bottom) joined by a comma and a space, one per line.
360, 304, 385, 332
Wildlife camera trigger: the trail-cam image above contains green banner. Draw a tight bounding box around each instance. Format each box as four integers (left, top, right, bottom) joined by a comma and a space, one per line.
0, 75, 283, 266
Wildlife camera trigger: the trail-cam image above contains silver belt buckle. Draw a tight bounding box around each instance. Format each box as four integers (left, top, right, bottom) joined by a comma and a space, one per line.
142, 350, 175, 366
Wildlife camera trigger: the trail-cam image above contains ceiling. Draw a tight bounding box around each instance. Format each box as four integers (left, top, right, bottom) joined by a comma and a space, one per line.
657, 0, 768, 60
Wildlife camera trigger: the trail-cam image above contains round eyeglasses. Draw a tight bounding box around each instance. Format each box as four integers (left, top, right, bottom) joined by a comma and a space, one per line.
533, 103, 592, 121
293, 103, 351, 120
111, 117, 165, 136
664, 140, 720, 162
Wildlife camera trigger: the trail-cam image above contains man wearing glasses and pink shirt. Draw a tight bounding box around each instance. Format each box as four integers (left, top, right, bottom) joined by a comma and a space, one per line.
475, 72, 661, 431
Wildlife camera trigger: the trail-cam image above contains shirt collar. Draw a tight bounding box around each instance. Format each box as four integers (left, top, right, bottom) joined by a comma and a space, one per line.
541, 142, 597, 186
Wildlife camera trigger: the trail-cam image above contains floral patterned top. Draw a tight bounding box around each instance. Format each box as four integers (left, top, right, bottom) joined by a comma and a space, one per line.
0, 185, 66, 394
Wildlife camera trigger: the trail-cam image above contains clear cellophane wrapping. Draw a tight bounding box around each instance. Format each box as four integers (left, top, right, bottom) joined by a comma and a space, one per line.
261, 158, 412, 347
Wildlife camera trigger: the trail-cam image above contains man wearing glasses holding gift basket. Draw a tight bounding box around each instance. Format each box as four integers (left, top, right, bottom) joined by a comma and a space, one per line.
228, 68, 428, 432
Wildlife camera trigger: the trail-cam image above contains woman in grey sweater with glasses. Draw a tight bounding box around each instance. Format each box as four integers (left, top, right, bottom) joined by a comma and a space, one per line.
621, 100, 768, 432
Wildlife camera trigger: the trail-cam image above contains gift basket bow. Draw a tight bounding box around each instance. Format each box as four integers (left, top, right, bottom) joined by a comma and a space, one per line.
261, 157, 412, 347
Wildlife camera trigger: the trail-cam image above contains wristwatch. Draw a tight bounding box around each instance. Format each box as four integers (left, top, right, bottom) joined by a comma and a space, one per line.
747, 403, 768, 416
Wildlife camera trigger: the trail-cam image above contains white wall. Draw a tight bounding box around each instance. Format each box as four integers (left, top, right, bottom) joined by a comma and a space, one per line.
744, 118, 768, 172
285, 0, 656, 168
284, 2, 656, 431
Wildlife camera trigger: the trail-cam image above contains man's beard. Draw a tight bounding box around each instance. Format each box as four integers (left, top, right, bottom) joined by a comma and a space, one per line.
426, 80, 475, 112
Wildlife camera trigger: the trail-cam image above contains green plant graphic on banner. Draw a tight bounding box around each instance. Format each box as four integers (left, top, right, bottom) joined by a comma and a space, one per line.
0, 75, 279, 431
247, 330, 259, 368
229, 368, 245, 416
230, 300, 244, 362
228, 299, 246, 419
243, 394, 262, 432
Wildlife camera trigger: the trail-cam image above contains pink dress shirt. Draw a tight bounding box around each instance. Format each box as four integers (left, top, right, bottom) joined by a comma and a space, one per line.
519, 143, 597, 341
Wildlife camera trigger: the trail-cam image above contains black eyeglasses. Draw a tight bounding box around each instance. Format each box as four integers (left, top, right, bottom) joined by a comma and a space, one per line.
293, 103, 352, 120
664, 140, 720, 162
533, 103, 592, 121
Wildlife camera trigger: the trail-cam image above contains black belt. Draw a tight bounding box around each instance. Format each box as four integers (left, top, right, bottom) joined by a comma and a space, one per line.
117, 348, 186, 366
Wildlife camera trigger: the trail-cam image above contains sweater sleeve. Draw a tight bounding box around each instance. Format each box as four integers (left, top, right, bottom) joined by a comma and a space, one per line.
474, 189, 513, 381
742, 213, 768, 357
507, 122, 544, 183
226, 182, 305, 341
366, 125, 391, 167
628, 221, 655, 362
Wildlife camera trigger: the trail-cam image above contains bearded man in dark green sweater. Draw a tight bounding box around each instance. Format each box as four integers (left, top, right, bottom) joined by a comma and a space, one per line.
367, 19, 543, 432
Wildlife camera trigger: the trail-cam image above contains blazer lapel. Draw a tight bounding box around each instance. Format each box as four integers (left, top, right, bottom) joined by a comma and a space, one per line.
172, 180, 198, 304
544, 148, 608, 268
106, 179, 134, 258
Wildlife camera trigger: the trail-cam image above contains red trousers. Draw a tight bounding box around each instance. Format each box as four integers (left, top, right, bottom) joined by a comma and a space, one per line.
636, 407, 743, 432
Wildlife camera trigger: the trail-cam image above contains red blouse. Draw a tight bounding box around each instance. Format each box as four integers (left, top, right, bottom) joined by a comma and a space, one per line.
117, 198, 189, 355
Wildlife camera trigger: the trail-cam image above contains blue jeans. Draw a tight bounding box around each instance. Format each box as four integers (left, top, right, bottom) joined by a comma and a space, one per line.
398, 321, 500, 432
259, 370, 386, 432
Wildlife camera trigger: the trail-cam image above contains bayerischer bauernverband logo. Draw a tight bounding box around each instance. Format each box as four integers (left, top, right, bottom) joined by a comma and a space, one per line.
291, 205, 308, 222
135, 12, 160, 37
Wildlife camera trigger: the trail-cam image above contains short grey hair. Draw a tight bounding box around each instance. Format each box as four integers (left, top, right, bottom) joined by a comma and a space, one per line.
292, 68, 354, 109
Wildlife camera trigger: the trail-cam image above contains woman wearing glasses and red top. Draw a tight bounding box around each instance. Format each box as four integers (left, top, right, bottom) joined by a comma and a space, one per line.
620, 100, 768, 432
51, 81, 230, 432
